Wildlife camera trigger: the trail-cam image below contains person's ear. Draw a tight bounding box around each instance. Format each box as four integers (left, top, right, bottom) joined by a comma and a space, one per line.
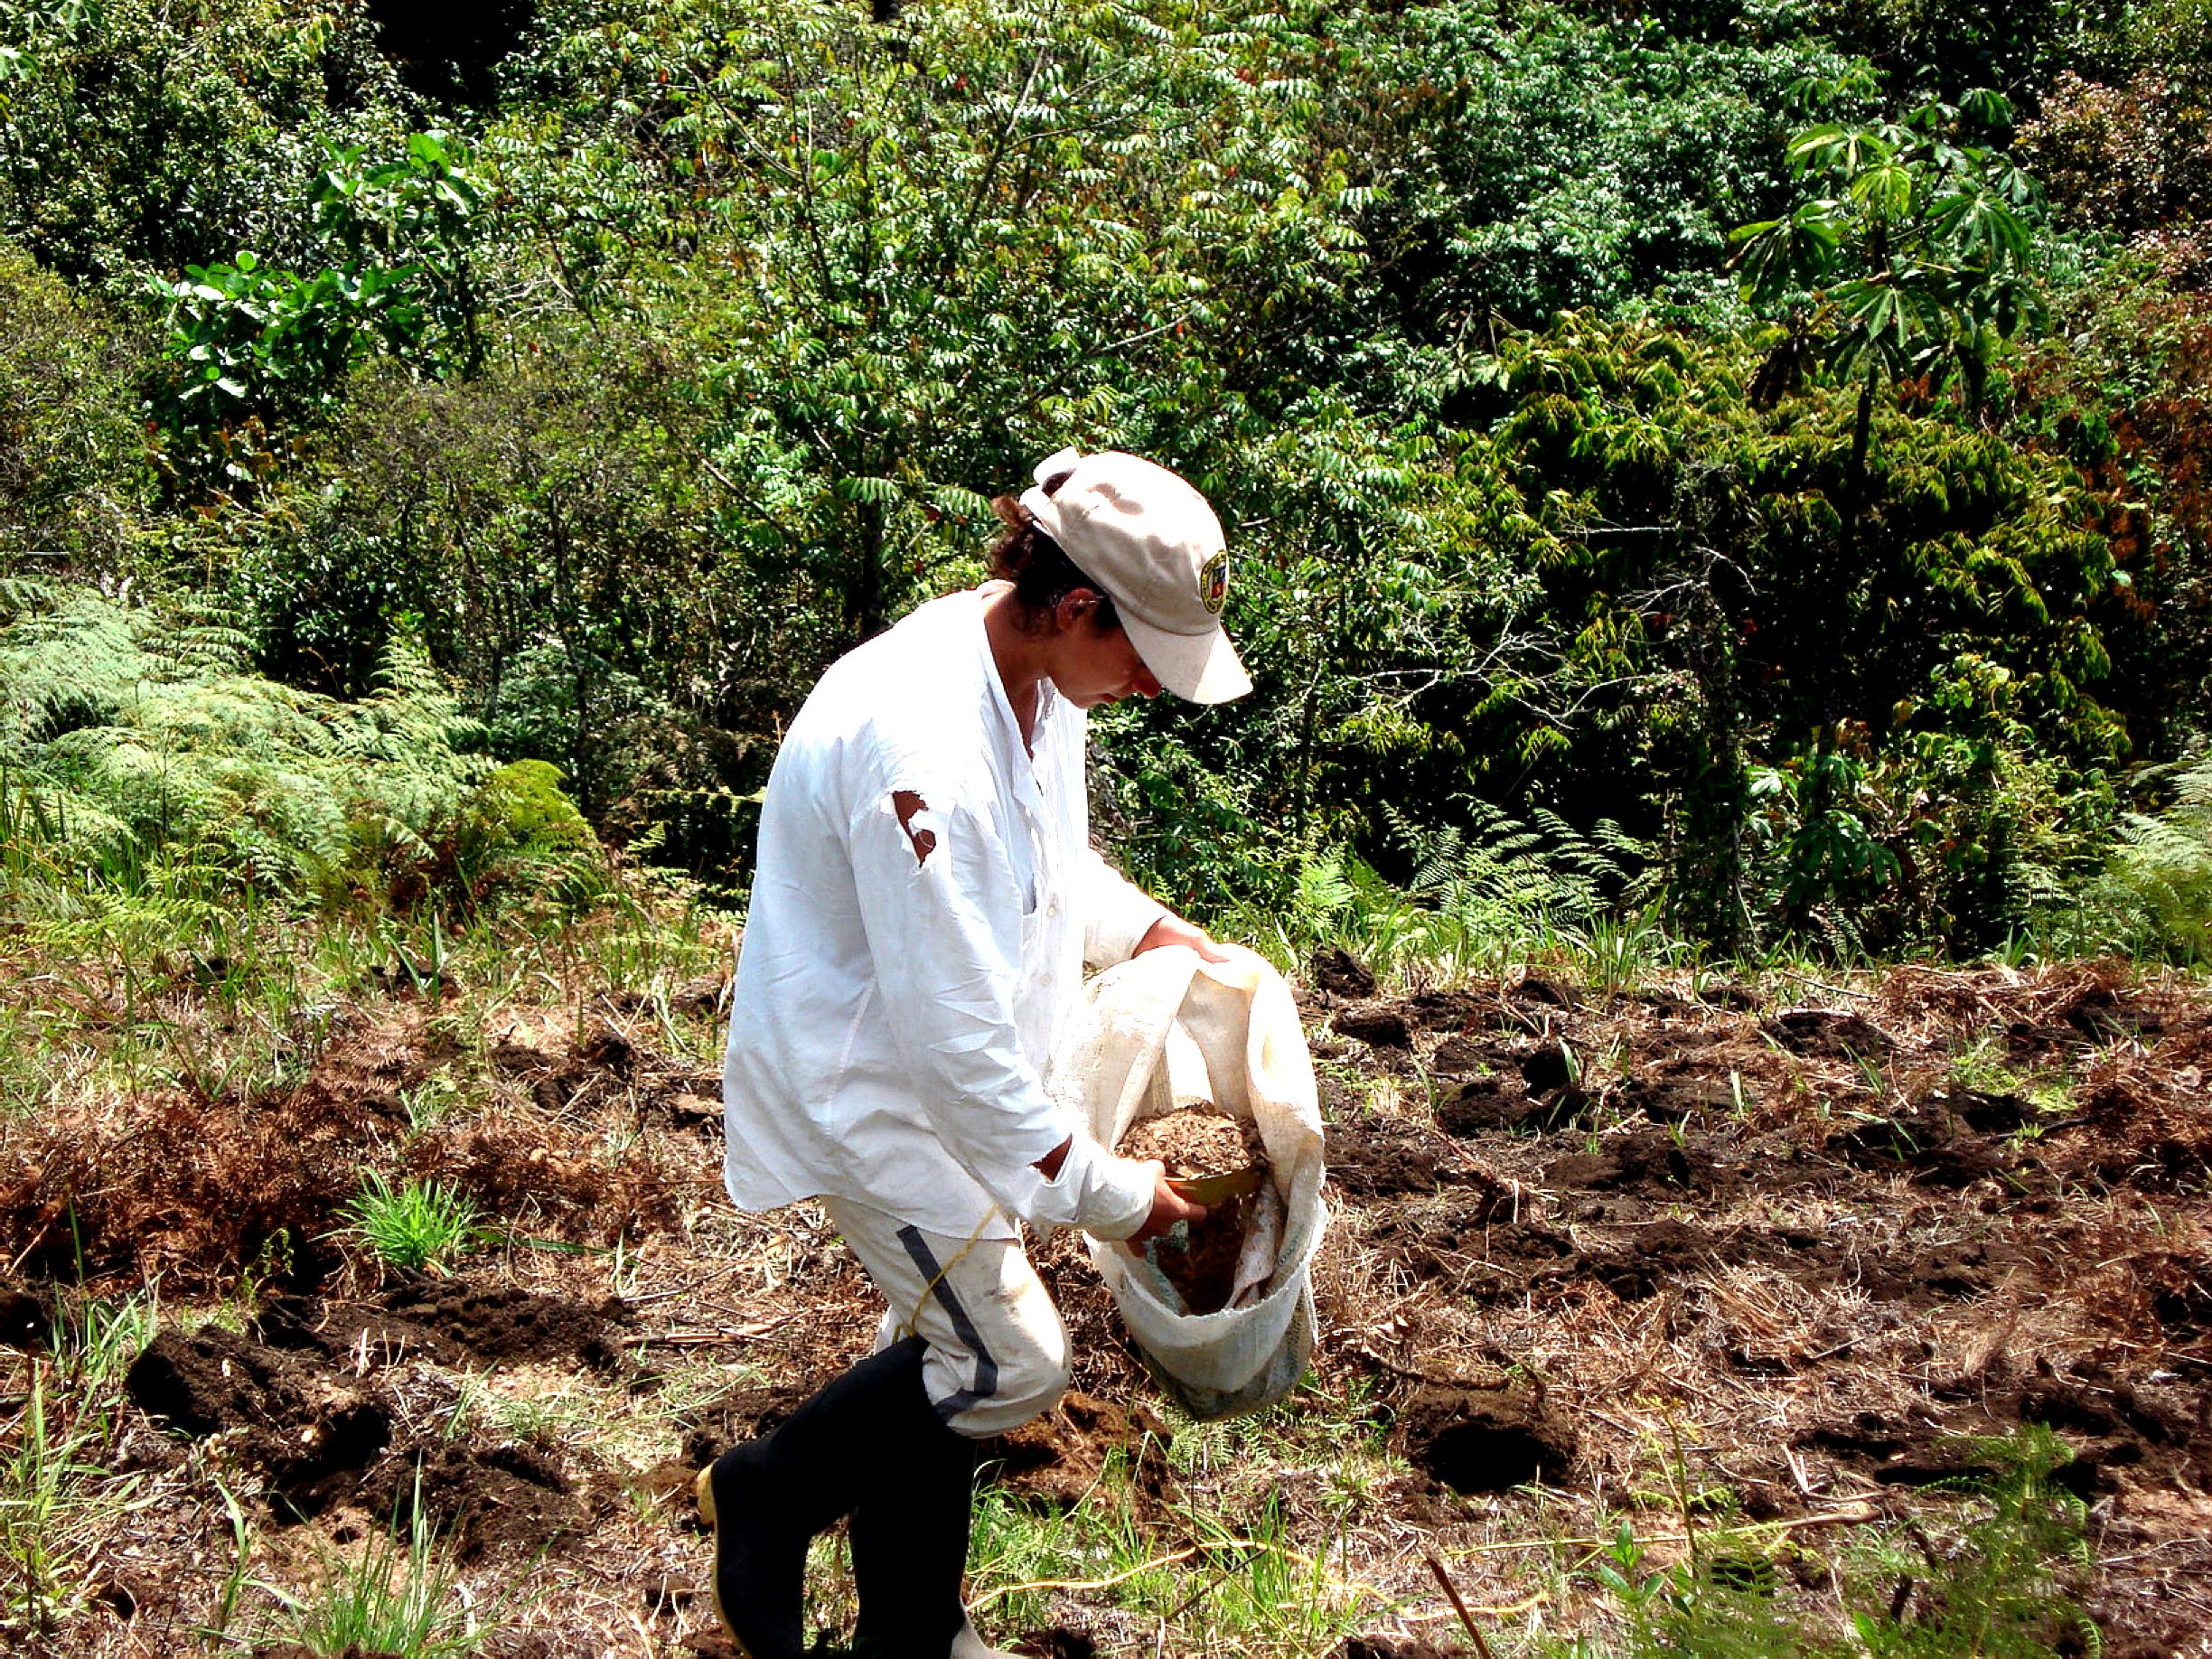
1056, 589, 1101, 633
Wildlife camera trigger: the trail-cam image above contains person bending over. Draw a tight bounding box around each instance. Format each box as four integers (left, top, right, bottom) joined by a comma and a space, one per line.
703, 447, 1252, 1658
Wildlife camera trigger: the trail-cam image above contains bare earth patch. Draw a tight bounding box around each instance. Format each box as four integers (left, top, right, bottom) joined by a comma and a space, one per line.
5, 960, 2209, 1655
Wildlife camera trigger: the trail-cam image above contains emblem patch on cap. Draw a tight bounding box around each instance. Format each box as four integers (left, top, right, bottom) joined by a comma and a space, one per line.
1198, 551, 1229, 614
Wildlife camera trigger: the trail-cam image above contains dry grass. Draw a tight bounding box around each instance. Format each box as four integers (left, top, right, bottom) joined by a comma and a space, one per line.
0, 935, 2205, 1655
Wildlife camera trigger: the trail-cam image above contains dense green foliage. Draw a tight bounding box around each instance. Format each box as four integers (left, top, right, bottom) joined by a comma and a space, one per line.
0, 0, 2206, 961
0, 584, 601, 915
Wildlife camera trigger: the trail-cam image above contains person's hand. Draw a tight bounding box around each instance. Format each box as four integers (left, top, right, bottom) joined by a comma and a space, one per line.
1134, 912, 1233, 963
1127, 1161, 1208, 1245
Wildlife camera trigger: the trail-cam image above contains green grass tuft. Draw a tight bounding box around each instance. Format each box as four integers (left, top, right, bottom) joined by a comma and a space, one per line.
336, 1172, 490, 1275
269, 1467, 495, 1658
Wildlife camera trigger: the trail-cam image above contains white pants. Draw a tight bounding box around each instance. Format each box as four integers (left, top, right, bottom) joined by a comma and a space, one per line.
822, 1196, 1071, 1439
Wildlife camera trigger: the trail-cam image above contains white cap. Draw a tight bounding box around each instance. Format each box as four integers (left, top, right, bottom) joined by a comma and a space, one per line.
1019, 447, 1252, 705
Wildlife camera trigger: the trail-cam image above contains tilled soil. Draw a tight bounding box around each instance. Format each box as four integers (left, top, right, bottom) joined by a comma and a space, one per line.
5, 959, 2210, 1655
1311, 960, 2212, 1653
119, 1279, 629, 1542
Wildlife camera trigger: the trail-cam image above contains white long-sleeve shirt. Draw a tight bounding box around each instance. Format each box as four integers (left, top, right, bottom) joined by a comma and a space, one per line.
720, 586, 1169, 1241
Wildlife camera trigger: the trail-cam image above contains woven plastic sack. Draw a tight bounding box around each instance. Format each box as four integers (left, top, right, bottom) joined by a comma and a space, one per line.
1049, 945, 1327, 1420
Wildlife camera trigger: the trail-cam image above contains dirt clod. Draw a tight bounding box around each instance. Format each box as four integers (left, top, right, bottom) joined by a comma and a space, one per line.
1433, 1075, 1530, 1135
1763, 1008, 1895, 1059
1589, 1218, 1712, 1300
357, 1440, 583, 1561
1311, 947, 1377, 1000
381, 1279, 627, 1368
125, 1325, 393, 1517
1012, 1631, 1101, 1659
127, 1325, 306, 1436
678, 1378, 817, 1469
981, 1391, 1176, 1510
1547, 1128, 1720, 1193
1429, 1034, 1494, 1075
1516, 975, 1573, 1008
256, 1279, 628, 1370
1336, 1003, 1413, 1049
0, 1277, 52, 1349
1329, 1116, 1491, 1198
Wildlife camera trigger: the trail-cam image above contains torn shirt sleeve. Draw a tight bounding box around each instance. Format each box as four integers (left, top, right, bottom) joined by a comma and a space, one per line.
847, 785, 1150, 1236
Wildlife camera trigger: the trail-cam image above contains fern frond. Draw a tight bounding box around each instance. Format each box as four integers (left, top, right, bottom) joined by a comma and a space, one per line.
0, 587, 492, 907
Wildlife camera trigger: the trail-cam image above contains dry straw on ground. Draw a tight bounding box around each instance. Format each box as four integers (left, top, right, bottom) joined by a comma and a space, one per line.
0, 955, 2206, 1655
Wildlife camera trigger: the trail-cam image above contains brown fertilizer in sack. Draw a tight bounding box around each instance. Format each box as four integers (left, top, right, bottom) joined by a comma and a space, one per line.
1119, 1107, 1271, 1316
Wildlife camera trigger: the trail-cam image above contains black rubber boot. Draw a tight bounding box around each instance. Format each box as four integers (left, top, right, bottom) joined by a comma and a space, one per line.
848, 1404, 977, 1659
697, 1336, 942, 1659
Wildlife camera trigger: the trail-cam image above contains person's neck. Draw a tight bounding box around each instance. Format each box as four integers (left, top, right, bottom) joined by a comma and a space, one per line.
981, 586, 1050, 749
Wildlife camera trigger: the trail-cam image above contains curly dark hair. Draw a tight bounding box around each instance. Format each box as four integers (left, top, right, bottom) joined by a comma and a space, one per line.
988, 465, 1120, 633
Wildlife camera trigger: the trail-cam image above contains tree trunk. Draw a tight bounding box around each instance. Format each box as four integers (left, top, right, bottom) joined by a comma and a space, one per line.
1291, 584, 1345, 842
1677, 557, 1750, 954
1803, 370, 1878, 925
849, 497, 887, 641
1845, 371, 1875, 558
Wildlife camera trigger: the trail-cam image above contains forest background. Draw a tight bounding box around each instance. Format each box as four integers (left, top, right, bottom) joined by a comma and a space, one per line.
3, 4, 2211, 1654
2, 0, 2209, 965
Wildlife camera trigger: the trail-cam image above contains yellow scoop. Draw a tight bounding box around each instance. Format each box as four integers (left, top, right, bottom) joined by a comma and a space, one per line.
1167, 1167, 1268, 1207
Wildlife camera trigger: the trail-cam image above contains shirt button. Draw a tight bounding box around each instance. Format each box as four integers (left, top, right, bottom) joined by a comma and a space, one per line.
1046, 902, 1059, 917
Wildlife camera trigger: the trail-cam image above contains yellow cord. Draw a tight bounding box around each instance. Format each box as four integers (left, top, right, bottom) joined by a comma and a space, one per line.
894, 1204, 1003, 1342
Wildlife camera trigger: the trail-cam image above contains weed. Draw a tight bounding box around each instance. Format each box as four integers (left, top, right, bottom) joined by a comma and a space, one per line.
1175, 1489, 1374, 1652
402, 1071, 466, 1133
51, 1284, 158, 1393
337, 1172, 490, 1275
1563, 905, 1690, 998
495, 1391, 576, 1451
0, 1359, 143, 1638
267, 1467, 495, 1658
438, 1373, 492, 1447
193, 1478, 258, 1646
1949, 1036, 2025, 1096
968, 1485, 1093, 1633
1573, 1426, 2098, 1658
2027, 1078, 2076, 1117
1853, 1047, 1894, 1100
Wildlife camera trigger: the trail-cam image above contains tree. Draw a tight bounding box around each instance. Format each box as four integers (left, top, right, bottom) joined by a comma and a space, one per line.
141, 132, 491, 498
643, 0, 1369, 642
0, 239, 147, 575
0, 0, 408, 286
1729, 90, 2050, 923
1735, 89, 2045, 456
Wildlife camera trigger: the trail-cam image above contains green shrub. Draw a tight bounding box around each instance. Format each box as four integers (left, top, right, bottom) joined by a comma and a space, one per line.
0, 584, 488, 905
2060, 748, 2212, 962
0, 240, 147, 574
1581, 1426, 2097, 1658
467, 760, 594, 858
